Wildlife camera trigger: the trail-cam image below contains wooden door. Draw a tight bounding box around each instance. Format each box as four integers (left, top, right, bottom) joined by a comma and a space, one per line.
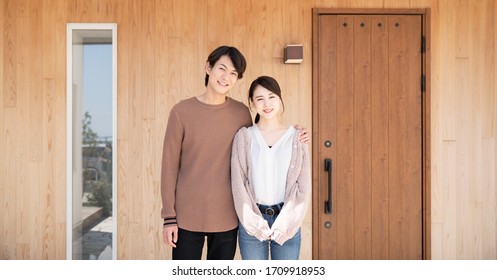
312, 11, 427, 259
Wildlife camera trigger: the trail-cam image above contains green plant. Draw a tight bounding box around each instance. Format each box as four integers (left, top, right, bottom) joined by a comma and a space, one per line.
87, 180, 112, 216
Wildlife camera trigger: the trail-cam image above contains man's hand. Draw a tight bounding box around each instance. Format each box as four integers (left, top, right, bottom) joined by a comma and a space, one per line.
163, 225, 178, 248
294, 124, 310, 144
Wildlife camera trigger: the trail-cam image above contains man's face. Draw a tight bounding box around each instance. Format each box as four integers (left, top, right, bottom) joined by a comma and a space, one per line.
205, 55, 239, 95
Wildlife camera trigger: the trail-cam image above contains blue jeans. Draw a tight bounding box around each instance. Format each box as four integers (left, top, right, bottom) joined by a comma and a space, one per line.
238, 213, 301, 260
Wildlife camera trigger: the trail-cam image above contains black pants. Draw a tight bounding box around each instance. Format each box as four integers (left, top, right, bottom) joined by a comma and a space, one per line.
172, 227, 238, 260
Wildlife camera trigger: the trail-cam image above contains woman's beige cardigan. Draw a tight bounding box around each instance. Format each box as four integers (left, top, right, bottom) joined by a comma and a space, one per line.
231, 127, 311, 245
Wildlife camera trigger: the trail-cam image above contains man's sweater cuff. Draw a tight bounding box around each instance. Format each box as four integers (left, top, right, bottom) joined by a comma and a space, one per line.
163, 217, 177, 227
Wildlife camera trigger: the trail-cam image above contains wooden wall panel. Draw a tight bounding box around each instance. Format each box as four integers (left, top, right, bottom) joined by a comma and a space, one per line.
141, 118, 157, 259
43, 0, 56, 78
480, 2, 495, 139
0, 0, 4, 260
495, 0, 497, 260
153, 2, 169, 186
15, 11, 29, 250
28, 0, 42, 162
0, 0, 496, 260
140, 1, 158, 259
127, 0, 143, 226
41, 78, 56, 259
116, 139, 129, 259
3, 0, 16, 107
54, 0, 68, 231
180, 0, 201, 101
52, 8, 67, 223
140, 0, 155, 120
95, 0, 119, 22
29, 161, 42, 259
477, 0, 495, 259
3, 108, 17, 259
430, 0, 497, 260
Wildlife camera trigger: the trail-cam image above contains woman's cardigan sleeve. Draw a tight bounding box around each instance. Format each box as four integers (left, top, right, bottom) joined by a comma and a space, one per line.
231, 127, 272, 242
270, 134, 312, 245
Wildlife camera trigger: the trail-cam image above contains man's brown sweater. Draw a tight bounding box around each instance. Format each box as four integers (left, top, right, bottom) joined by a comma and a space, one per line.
160, 97, 252, 232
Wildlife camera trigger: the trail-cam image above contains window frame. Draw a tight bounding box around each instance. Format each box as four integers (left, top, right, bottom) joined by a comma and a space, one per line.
66, 23, 117, 260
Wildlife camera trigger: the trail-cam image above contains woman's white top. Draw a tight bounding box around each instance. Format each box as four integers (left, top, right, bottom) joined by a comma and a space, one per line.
247, 125, 296, 205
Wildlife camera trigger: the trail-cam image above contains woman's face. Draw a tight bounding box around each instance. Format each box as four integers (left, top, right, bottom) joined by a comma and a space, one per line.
251, 85, 282, 121
205, 55, 239, 95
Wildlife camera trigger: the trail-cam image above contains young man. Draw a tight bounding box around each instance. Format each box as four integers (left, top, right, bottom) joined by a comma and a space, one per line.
160, 46, 252, 260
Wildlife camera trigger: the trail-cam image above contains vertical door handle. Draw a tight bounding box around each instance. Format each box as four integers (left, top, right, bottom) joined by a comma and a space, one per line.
324, 158, 332, 214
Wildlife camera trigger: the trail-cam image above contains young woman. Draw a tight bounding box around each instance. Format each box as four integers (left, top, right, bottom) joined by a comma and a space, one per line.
231, 76, 311, 260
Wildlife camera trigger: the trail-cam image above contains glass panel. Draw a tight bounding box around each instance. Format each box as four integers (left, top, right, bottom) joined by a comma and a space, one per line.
71, 29, 114, 260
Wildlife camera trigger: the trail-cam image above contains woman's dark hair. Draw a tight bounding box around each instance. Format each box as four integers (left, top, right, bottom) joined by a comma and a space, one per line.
248, 76, 284, 123
205, 46, 247, 86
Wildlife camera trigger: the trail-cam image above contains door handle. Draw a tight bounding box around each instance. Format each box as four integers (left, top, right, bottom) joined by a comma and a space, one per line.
324, 158, 332, 214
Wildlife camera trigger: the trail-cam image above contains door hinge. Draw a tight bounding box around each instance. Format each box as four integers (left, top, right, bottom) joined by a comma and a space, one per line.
421, 36, 426, 53
421, 75, 426, 92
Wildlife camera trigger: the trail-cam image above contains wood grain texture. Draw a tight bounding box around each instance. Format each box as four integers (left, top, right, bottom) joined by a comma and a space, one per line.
54, 0, 67, 229
0, 0, 495, 260
317, 14, 337, 259
140, 0, 155, 120
42, 0, 56, 78
116, 140, 129, 259
29, 161, 42, 259
127, 0, 143, 225
116, 0, 129, 141
42, 78, 56, 259
3, 108, 17, 259
371, 15, 389, 260
0, 0, 4, 259
15, 13, 29, 249
353, 15, 373, 259
315, 12, 424, 259
335, 14, 355, 260
28, 0, 43, 162
3, 0, 16, 107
